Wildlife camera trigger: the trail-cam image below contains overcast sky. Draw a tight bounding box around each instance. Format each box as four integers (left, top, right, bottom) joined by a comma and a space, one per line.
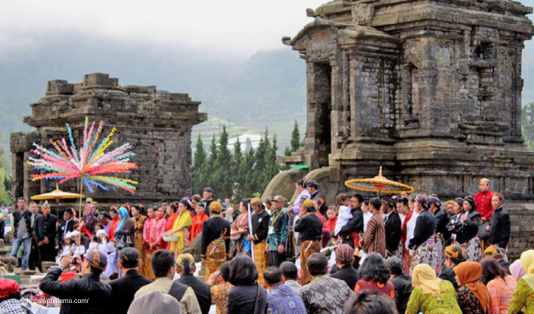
0, 0, 327, 60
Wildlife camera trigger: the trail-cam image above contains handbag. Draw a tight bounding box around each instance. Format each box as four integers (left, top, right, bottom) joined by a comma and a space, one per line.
115, 234, 133, 250
478, 220, 490, 240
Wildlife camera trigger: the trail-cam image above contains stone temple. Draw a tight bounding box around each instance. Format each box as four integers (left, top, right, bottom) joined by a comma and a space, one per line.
265, 0, 534, 258
10, 73, 206, 205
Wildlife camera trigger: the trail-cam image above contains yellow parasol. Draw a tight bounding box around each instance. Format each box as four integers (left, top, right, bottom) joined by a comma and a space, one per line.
345, 167, 414, 195
31, 183, 84, 216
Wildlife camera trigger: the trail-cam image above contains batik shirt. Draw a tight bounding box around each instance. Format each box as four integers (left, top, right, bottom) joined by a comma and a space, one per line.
211, 281, 234, 314
266, 209, 289, 251
267, 284, 306, 314
300, 276, 354, 314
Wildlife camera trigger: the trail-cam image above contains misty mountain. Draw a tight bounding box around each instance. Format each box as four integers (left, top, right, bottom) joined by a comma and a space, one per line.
0, 33, 533, 159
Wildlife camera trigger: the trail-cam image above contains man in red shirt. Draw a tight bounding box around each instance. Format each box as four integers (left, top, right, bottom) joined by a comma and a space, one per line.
474, 178, 494, 222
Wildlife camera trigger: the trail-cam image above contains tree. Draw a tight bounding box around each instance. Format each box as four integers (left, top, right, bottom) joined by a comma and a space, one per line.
232, 137, 244, 197
191, 134, 207, 194
214, 125, 233, 198
522, 101, 534, 149
237, 147, 256, 200
284, 147, 291, 156
291, 120, 300, 152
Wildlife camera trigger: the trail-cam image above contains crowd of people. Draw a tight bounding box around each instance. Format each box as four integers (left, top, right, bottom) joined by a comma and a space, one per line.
1, 178, 533, 314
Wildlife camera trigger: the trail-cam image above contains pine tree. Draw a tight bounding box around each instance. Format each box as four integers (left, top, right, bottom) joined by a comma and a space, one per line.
192, 134, 206, 173
238, 147, 256, 199
291, 120, 300, 152
232, 137, 244, 197
284, 147, 291, 156
191, 134, 207, 194
214, 125, 233, 198
205, 135, 218, 191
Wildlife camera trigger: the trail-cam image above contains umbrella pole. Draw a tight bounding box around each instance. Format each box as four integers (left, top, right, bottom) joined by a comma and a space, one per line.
78, 178, 84, 243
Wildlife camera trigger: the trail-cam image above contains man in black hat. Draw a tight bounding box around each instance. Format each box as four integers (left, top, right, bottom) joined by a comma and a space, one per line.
109, 248, 152, 314
385, 256, 412, 314
306, 181, 327, 217
202, 187, 214, 216
40, 249, 112, 314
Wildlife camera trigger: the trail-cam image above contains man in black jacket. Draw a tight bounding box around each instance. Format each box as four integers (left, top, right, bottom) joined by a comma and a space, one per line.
306, 180, 327, 217
487, 192, 511, 249
330, 244, 359, 290
202, 187, 214, 216
0, 217, 4, 241
40, 249, 112, 314
385, 257, 412, 314
109, 248, 152, 314
58, 208, 76, 251
35, 201, 58, 264
176, 253, 211, 314
336, 194, 364, 248
10, 197, 32, 271
381, 197, 401, 257
247, 197, 270, 284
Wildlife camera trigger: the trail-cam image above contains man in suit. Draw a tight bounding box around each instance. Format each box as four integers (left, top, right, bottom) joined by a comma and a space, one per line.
58, 208, 76, 251
176, 253, 211, 314
330, 244, 359, 290
109, 248, 152, 314
28, 201, 42, 271
35, 201, 58, 266
381, 197, 402, 257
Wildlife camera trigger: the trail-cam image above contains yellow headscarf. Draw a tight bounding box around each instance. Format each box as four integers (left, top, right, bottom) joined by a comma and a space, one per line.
412, 264, 442, 296
520, 250, 534, 289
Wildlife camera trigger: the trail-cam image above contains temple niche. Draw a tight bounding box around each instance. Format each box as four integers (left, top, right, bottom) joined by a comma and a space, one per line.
265, 0, 534, 258
10, 73, 206, 205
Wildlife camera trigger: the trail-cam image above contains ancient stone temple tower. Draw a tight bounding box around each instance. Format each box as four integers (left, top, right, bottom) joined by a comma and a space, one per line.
275, 0, 534, 201
10, 73, 206, 204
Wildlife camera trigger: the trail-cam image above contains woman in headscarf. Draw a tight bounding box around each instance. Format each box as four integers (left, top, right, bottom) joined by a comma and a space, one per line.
408, 194, 437, 275
510, 259, 526, 282
163, 200, 192, 256
459, 196, 482, 262
229, 199, 251, 259
131, 204, 148, 276
453, 261, 491, 314
480, 257, 517, 314
80, 204, 98, 236
509, 249, 534, 314
406, 264, 462, 314
115, 207, 134, 246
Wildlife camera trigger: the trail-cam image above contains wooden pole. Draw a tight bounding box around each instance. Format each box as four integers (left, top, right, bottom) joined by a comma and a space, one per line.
78, 178, 84, 244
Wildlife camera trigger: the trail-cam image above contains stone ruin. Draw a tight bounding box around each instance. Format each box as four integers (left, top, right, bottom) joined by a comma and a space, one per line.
10, 73, 206, 206
264, 0, 534, 259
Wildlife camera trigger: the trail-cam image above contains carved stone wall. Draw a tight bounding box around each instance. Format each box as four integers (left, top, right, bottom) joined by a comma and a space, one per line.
279, 0, 534, 201
10, 73, 206, 205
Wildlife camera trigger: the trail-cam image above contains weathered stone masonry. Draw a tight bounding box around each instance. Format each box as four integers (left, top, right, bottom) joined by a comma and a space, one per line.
266, 0, 534, 259
10, 73, 206, 205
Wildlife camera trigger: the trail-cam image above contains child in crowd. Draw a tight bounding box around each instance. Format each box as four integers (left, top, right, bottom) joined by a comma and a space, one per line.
56, 232, 75, 264
334, 193, 358, 249
325, 205, 338, 234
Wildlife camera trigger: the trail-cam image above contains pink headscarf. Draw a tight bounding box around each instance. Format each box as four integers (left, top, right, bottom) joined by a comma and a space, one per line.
510, 259, 526, 282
